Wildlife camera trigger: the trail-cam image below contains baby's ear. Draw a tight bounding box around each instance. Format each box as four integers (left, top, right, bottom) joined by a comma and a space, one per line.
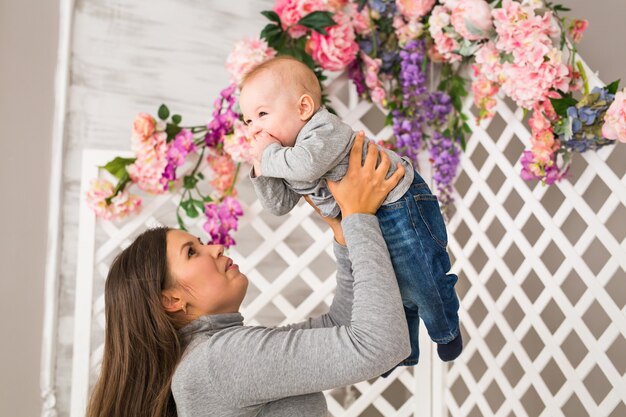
298, 94, 316, 121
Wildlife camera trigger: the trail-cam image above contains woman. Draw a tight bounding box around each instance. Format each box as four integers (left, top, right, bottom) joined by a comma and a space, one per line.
87, 133, 410, 417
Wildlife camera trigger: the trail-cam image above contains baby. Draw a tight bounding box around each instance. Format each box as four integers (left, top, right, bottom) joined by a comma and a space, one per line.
239, 56, 462, 372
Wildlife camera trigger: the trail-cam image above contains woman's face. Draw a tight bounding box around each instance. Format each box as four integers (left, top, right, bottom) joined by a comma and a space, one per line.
165, 230, 248, 317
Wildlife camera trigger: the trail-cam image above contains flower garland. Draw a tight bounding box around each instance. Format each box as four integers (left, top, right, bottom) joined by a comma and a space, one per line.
87, 0, 626, 246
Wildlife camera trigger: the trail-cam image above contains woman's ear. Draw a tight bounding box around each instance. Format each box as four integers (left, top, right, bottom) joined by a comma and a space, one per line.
298, 94, 316, 121
161, 288, 185, 313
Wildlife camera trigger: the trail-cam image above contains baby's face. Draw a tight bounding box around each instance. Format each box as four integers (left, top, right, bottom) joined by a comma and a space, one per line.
239, 72, 307, 147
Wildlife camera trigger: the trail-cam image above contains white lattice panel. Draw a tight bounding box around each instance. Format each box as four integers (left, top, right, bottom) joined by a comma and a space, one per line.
70, 74, 431, 417
444, 88, 626, 417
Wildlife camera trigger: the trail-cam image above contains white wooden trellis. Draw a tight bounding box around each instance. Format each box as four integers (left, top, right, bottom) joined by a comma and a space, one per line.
68, 66, 626, 417
444, 61, 626, 417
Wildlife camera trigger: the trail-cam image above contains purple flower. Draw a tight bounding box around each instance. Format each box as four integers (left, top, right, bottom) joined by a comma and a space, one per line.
203, 196, 243, 247
205, 84, 238, 147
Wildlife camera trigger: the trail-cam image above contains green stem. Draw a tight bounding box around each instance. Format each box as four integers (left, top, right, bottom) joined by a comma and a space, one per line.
576, 60, 590, 95
105, 175, 130, 205
191, 146, 206, 176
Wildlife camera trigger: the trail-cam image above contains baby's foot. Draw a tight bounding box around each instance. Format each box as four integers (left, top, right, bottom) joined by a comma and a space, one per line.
437, 333, 463, 362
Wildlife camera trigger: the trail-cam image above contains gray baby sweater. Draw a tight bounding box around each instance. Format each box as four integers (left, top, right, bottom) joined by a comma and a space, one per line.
171, 215, 411, 416
252, 108, 415, 218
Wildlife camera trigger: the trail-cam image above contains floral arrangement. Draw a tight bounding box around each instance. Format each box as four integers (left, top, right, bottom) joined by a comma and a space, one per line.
87, 0, 626, 245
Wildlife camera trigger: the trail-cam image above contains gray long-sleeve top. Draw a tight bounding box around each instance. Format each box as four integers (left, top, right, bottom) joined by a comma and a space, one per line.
171, 215, 411, 416
252, 108, 414, 218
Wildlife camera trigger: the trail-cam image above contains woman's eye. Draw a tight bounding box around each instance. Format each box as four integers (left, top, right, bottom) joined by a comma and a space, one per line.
188, 247, 196, 258
259, 112, 267, 117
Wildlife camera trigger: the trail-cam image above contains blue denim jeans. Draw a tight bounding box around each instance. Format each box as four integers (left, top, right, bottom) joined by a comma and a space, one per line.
376, 171, 460, 375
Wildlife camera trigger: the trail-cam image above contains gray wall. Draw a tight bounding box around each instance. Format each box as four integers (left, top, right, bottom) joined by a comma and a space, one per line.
0, 0, 623, 416
0, 0, 58, 416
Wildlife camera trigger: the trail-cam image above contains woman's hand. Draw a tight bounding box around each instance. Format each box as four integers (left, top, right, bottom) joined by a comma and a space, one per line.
328, 131, 404, 218
303, 196, 345, 246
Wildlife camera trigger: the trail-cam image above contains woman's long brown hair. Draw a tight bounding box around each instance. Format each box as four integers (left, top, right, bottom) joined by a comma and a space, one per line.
87, 227, 186, 417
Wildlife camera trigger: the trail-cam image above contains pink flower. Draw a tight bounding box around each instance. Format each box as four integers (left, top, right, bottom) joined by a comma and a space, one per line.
428, 6, 462, 63
393, 16, 424, 46
348, 3, 372, 35
223, 119, 254, 164
471, 65, 500, 122
568, 19, 588, 43
431, 32, 462, 63
360, 52, 386, 106
274, 0, 327, 39
428, 5, 451, 35
528, 109, 552, 133
450, 0, 493, 40
474, 42, 502, 83
602, 88, 626, 143
167, 129, 196, 167
396, 0, 435, 19
226, 37, 277, 86
306, 12, 359, 71
327, 0, 349, 10
86, 179, 142, 220
127, 131, 169, 194
132, 113, 156, 140
207, 149, 237, 195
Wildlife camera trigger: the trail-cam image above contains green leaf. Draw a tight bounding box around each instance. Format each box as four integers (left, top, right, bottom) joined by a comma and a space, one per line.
260, 23, 283, 46
192, 199, 205, 212
297, 11, 335, 34
100, 157, 136, 180
459, 134, 467, 152
165, 123, 183, 141
606, 79, 621, 95
261, 10, 281, 24
549, 96, 578, 117
176, 212, 188, 231
552, 5, 571, 12
158, 104, 170, 120
183, 175, 198, 190
197, 172, 205, 180
181, 200, 199, 218
202, 195, 214, 202
172, 114, 182, 125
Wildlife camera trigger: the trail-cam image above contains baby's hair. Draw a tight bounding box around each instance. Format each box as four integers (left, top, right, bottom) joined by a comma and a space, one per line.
241, 56, 322, 108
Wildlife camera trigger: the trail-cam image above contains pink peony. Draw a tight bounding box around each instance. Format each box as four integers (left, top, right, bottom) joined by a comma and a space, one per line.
226, 37, 277, 86
602, 88, 626, 143
132, 113, 156, 140
568, 19, 588, 43
450, 0, 493, 40
86, 179, 142, 220
306, 12, 359, 71
396, 0, 435, 19
274, 0, 327, 39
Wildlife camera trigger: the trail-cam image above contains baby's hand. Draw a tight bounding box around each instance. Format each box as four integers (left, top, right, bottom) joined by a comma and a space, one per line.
251, 132, 280, 161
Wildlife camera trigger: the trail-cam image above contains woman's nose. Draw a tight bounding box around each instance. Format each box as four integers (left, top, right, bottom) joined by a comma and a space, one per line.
208, 244, 225, 258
